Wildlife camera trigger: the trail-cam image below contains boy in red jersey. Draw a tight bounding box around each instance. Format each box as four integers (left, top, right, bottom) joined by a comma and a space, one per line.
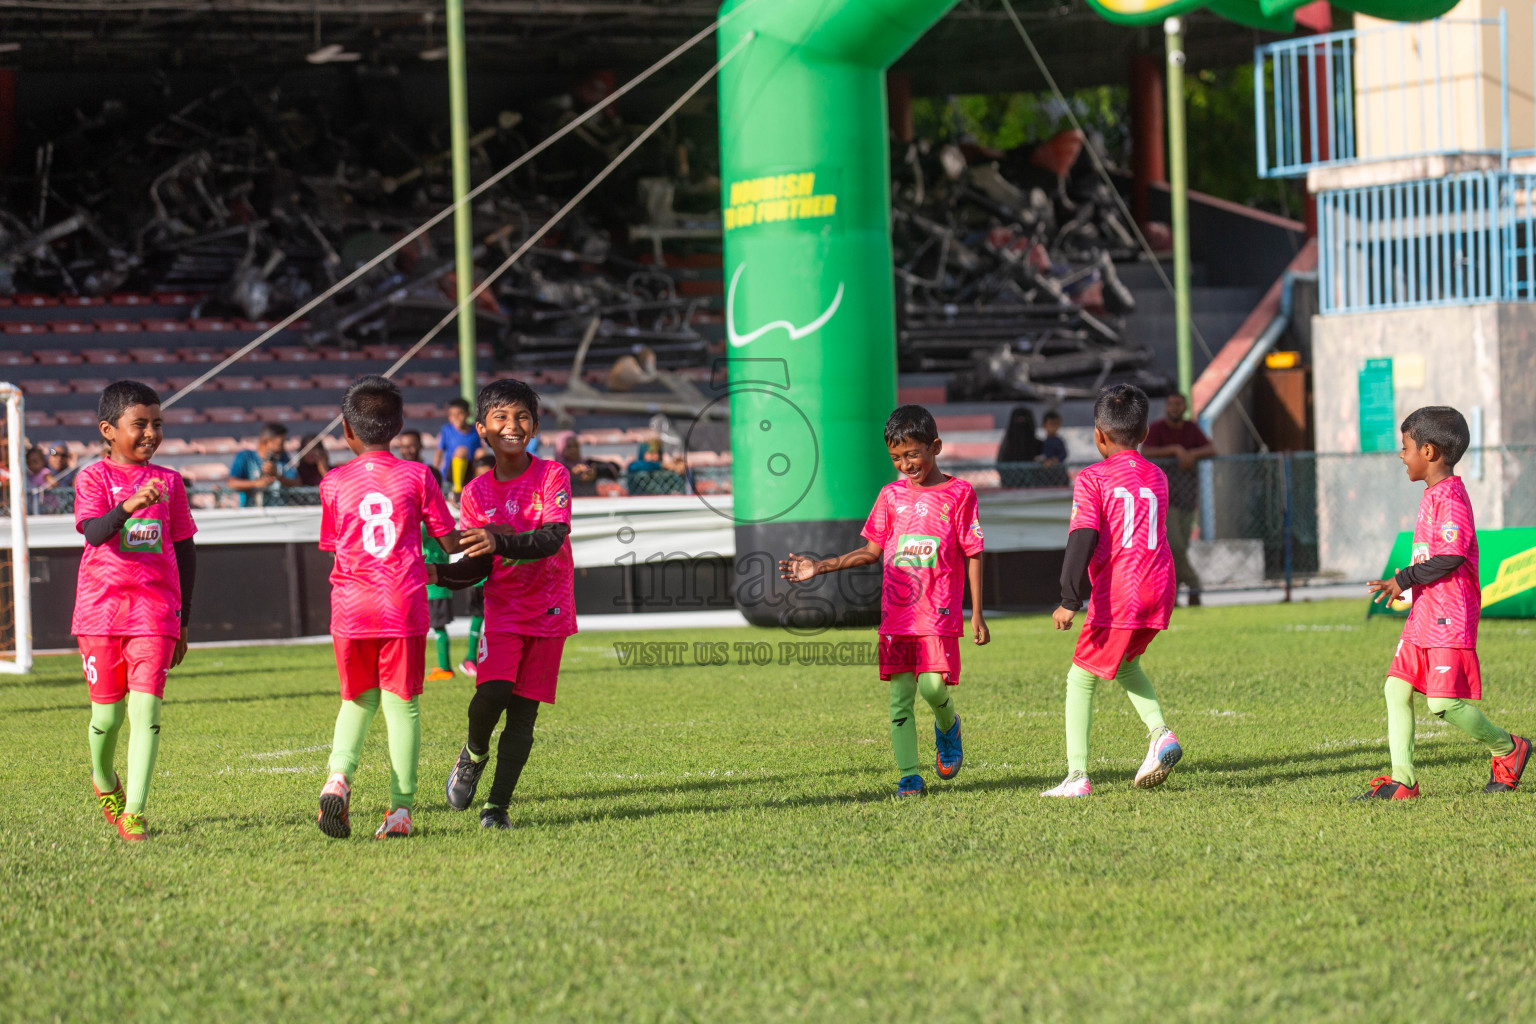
73, 380, 197, 842
434, 380, 575, 830
315, 376, 462, 840
780, 405, 989, 798
1359, 406, 1530, 799
1043, 384, 1183, 798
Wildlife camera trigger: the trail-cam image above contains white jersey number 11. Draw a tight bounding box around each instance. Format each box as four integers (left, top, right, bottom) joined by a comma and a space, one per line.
1112, 486, 1159, 550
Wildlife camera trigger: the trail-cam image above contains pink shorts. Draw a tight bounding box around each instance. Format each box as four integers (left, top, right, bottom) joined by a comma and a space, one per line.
78, 635, 177, 703
333, 636, 425, 702
1390, 640, 1482, 700
477, 633, 566, 704
878, 635, 961, 685
1073, 626, 1160, 680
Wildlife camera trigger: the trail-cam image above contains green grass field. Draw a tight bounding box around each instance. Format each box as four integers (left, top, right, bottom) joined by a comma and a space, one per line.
4, 600, 1536, 1022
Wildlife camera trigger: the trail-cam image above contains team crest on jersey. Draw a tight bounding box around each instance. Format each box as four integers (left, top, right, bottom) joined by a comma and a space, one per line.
892, 533, 941, 568
120, 518, 163, 554
503, 498, 520, 518
1441, 521, 1459, 544
554, 490, 569, 508
971, 519, 983, 540
913, 500, 930, 517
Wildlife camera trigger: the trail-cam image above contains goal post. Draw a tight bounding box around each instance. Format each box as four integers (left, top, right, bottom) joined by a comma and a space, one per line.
0, 384, 33, 675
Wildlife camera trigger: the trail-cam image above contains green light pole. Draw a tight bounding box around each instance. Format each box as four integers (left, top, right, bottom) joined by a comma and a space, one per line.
446, 0, 477, 406
1166, 15, 1192, 399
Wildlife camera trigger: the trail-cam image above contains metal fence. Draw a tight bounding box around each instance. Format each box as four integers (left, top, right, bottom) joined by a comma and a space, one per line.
1256, 14, 1510, 179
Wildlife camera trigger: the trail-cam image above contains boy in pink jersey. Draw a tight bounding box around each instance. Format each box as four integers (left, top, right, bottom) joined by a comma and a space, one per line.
1359, 406, 1530, 799
1043, 384, 1183, 798
433, 380, 575, 830
315, 376, 462, 840
73, 380, 197, 842
780, 406, 989, 797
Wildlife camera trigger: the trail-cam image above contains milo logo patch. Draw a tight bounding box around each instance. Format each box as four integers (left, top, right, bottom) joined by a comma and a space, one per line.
1412, 542, 1430, 565
121, 518, 163, 554
892, 533, 941, 569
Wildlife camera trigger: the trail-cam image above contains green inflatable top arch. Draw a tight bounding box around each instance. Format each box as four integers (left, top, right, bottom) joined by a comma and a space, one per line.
1086, 0, 1460, 32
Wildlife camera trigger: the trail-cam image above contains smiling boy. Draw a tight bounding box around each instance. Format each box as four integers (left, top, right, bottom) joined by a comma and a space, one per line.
779, 405, 988, 797
72, 380, 197, 842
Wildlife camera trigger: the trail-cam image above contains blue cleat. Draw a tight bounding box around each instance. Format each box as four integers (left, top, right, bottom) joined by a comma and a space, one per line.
897, 774, 926, 797
935, 714, 963, 780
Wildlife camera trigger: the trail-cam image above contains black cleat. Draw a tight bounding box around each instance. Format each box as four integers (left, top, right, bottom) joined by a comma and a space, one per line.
445, 746, 486, 811
480, 806, 512, 830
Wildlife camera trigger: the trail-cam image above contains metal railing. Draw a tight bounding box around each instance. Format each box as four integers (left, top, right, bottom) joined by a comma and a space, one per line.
1256, 13, 1509, 180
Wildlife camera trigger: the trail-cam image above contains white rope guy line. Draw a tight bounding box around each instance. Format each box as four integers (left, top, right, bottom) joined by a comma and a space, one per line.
290, 31, 756, 462
160, 0, 766, 409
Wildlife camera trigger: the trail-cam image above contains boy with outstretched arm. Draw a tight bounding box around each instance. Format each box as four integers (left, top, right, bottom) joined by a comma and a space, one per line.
1042, 384, 1183, 798
433, 380, 575, 830
315, 376, 462, 839
73, 380, 197, 842
1358, 406, 1530, 799
780, 405, 988, 798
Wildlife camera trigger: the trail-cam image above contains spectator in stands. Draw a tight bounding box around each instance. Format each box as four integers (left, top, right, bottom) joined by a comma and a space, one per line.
435, 397, 480, 494
996, 406, 1043, 488
46, 443, 79, 489
228, 422, 299, 508
1142, 393, 1216, 606
295, 434, 330, 486
395, 429, 442, 488
556, 431, 616, 498
626, 437, 682, 494
25, 446, 51, 490
1040, 411, 1068, 465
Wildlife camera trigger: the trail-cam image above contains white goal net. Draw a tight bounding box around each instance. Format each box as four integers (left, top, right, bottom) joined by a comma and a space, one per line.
0, 384, 33, 674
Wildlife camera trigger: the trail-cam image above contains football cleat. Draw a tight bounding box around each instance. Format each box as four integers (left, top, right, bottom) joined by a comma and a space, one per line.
425, 668, 454, 683
116, 811, 147, 842
934, 714, 963, 781
1486, 734, 1531, 793
1354, 776, 1420, 800
480, 806, 512, 830
375, 807, 413, 839
896, 774, 926, 797
317, 772, 351, 839
93, 775, 125, 825
445, 746, 487, 811
459, 659, 477, 678
1041, 773, 1092, 798
1134, 728, 1183, 789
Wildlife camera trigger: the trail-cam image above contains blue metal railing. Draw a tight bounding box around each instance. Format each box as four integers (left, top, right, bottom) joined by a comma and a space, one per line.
1256, 14, 1509, 180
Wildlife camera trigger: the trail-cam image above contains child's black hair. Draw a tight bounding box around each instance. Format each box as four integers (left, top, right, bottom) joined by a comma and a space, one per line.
342, 375, 405, 446
447, 397, 471, 413
98, 380, 161, 426
1401, 406, 1470, 467
397, 429, 422, 445
1042, 409, 1062, 424
475, 378, 540, 424
884, 405, 938, 447
259, 422, 289, 440
1093, 383, 1150, 447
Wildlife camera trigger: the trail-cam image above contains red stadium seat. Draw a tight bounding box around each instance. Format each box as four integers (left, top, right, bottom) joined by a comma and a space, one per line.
55, 409, 100, 427
21, 379, 68, 395
142, 319, 190, 333
151, 292, 198, 304
14, 294, 60, 307
95, 319, 143, 333
216, 376, 268, 392
363, 344, 404, 360
165, 375, 207, 391
71, 378, 110, 394
403, 402, 437, 419
310, 374, 352, 390
50, 321, 96, 334
129, 348, 177, 364
321, 348, 369, 361
300, 405, 339, 422
417, 344, 454, 360
82, 349, 132, 364
252, 405, 298, 421
160, 408, 206, 425
266, 375, 313, 391
64, 295, 108, 307
4, 322, 47, 335
205, 407, 258, 424
177, 348, 227, 363
190, 318, 237, 332
109, 294, 153, 306
272, 346, 319, 362
24, 410, 56, 429
0, 351, 34, 366
33, 350, 83, 365
405, 371, 452, 388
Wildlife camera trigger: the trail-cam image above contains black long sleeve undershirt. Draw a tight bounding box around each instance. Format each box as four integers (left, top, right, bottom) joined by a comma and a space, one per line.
434, 523, 570, 591
1059, 527, 1099, 611
174, 538, 196, 628
80, 502, 132, 546
1395, 554, 1466, 591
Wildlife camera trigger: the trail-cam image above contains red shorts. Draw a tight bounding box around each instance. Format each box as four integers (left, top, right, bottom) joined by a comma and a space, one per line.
78, 635, 177, 703
1073, 626, 1160, 680
477, 633, 566, 704
333, 636, 425, 702
1390, 640, 1482, 700
878, 634, 961, 685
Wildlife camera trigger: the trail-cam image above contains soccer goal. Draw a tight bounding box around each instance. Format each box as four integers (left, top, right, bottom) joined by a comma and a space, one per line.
0, 384, 33, 674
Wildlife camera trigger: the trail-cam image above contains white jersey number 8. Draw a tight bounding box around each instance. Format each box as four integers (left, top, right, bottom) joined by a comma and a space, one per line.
358, 492, 398, 558
1111, 486, 1159, 550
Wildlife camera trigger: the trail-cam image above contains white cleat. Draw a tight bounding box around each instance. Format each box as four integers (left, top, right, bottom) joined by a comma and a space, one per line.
375, 806, 413, 839
1040, 773, 1092, 798
1134, 728, 1183, 789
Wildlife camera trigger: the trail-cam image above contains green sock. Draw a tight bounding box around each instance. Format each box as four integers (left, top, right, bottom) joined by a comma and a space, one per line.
435, 629, 451, 672
327, 689, 381, 778
889, 672, 919, 775
89, 700, 125, 792
467, 616, 483, 663
1385, 676, 1417, 787
917, 672, 956, 731
1114, 657, 1167, 734
1427, 695, 1515, 757
124, 692, 162, 815
1065, 665, 1098, 775
381, 692, 421, 810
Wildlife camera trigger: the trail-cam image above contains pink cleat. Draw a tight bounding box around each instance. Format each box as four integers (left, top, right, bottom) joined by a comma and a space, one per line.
375, 807, 413, 839
1135, 729, 1183, 789
1041, 773, 1092, 798
317, 772, 351, 839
